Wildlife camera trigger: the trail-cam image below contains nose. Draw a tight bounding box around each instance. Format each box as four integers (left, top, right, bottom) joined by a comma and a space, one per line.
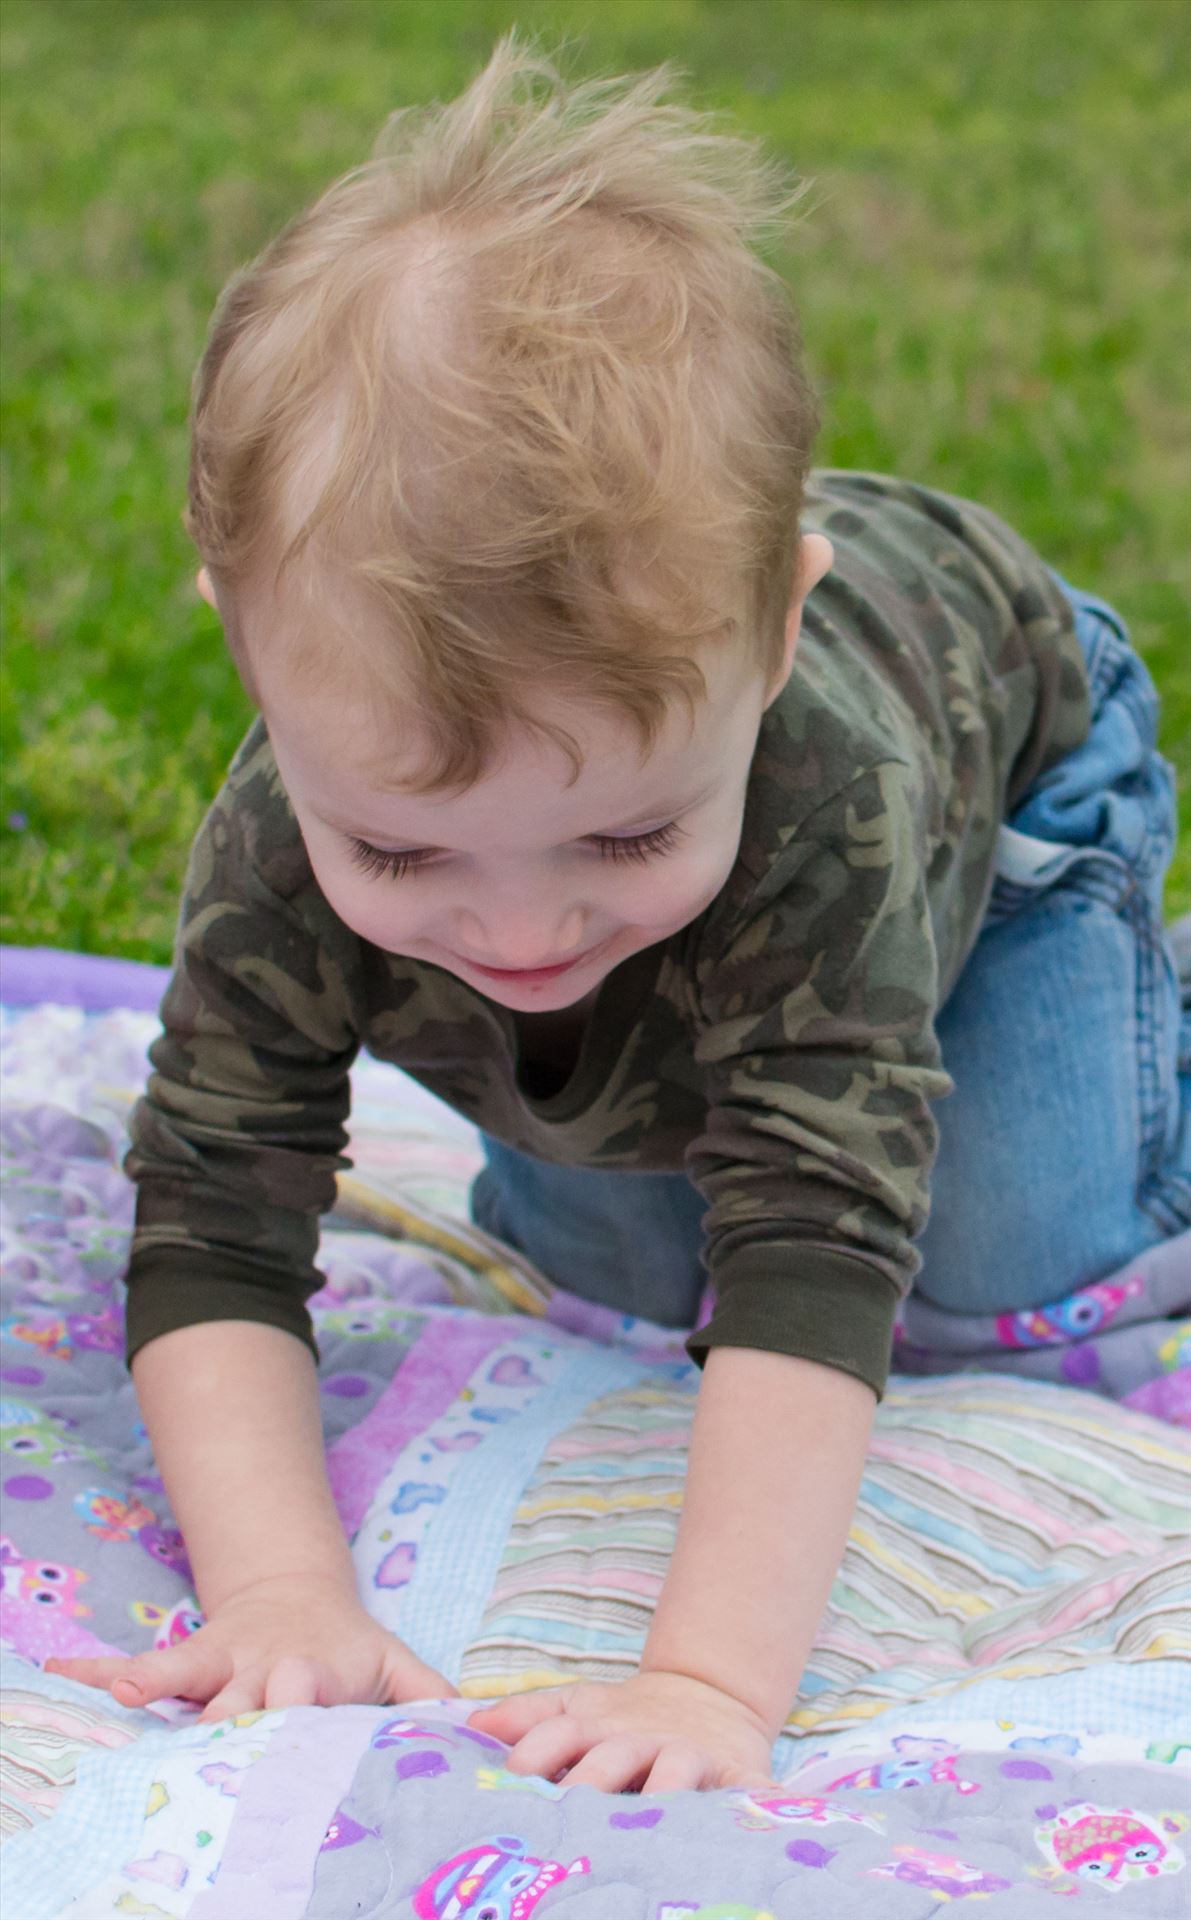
454, 898, 589, 972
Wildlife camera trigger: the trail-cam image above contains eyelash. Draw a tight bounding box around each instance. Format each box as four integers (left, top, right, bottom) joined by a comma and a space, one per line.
348, 821, 685, 882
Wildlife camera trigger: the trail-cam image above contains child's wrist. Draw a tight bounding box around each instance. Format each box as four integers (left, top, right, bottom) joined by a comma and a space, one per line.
201, 1560, 360, 1616
637, 1643, 786, 1743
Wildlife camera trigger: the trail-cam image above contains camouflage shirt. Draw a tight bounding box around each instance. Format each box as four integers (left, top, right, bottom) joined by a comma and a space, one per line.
125, 471, 1091, 1395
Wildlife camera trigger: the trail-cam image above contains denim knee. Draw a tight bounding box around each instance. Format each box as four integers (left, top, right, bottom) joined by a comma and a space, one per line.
913, 583, 1190, 1314
471, 1133, 707, 1326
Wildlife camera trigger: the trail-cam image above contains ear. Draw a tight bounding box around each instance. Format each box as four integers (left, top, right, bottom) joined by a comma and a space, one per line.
194, 567, 261, 708
764, 533, 833, 708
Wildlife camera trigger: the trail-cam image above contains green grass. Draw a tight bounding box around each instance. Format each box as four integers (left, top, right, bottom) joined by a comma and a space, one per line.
2, 0, 1188, 958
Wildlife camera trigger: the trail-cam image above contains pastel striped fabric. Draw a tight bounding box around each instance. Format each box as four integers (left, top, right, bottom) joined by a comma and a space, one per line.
460, 1373, 1190, 1735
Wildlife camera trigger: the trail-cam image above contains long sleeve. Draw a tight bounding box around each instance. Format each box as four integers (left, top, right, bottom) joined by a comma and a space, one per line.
683, 762, 955, 1397
122, 724, 361, 1364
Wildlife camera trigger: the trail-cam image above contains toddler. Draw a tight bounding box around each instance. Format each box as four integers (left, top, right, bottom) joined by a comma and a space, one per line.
51, 36, 1189, 1794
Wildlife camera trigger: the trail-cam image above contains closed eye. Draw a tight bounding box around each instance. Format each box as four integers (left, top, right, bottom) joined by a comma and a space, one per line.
593, 821, 686, 865
348, 820, 686, 881
347, 839, 438, 881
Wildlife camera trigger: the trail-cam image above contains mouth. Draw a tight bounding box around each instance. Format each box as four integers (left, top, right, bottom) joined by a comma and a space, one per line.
461, 943, 601, 984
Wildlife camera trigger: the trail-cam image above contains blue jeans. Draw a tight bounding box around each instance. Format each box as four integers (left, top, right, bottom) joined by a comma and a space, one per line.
470, 583, 1191, 1324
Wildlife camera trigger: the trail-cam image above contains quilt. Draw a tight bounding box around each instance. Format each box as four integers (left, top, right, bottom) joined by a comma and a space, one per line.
1, 950, 1189, 1916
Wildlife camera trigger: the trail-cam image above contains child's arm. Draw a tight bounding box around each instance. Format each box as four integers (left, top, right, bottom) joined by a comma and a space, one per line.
468, 1348, 873, 1789
48, 1321, 456, 1717
641, 1346, 874, 1721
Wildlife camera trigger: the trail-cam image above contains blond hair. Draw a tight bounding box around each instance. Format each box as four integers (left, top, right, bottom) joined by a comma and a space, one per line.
187, 31, 819, 790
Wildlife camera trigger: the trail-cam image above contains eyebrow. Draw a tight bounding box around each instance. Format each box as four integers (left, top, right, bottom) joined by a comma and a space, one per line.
320, 782, 716, 852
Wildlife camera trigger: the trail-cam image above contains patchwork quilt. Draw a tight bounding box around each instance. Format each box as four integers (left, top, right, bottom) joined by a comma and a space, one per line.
1, 953, 1189, 1916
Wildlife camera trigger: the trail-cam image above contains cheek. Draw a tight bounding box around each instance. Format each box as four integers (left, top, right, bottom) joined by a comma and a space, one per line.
305, 849, 424, 950
619, 840, 735, 929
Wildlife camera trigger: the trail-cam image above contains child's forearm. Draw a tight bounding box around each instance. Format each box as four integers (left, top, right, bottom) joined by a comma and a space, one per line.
131, 1319, 356, 1613
640, 1346, 876, 1739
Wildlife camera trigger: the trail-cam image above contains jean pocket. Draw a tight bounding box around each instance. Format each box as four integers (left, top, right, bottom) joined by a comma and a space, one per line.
987, 821, 1135, 925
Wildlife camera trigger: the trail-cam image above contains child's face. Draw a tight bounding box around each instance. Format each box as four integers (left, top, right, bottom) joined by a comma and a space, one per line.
206, 535, 831, 1012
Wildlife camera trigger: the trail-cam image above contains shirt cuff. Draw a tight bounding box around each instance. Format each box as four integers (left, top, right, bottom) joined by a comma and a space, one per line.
123, 1248, 320, 1368
685, 1244, 901, 1399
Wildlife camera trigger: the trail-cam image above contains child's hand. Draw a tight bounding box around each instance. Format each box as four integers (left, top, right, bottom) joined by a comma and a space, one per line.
46, 1572, 457, 1722
466, 1669, 778, 1794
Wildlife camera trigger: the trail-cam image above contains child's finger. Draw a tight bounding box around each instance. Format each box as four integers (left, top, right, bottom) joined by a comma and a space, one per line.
45, 1655, 131, 1693
384, 1645, 461, 1703
467, 1687, 570, 1743
108, 1639, 233, 1710
558, 1732, 659, 1794
198, 1677, 264, 1725
640, 1740, 713, 1793
503, 1715, 588, 1781
263, 1656, 324, 1711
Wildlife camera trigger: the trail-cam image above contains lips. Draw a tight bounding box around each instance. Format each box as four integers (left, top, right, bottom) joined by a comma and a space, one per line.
455, 931, 614, 984
467, 954, 585, 980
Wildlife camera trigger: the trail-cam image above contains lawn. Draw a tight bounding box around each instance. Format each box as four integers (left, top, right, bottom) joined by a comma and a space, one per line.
2, 0, 1188, 958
